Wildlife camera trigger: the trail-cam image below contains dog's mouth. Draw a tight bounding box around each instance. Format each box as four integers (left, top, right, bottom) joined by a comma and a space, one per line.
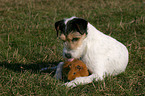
67, 58, 74, 62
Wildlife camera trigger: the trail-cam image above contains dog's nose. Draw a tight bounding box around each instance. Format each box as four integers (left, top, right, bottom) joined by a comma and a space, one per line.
65, 53, 72, 58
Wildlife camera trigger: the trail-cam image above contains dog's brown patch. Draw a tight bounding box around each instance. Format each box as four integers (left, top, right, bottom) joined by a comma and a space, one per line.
59, 32, 86, 50
59, 34, 66, 41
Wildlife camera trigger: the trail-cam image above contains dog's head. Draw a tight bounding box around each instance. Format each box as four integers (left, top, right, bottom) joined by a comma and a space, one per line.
55, 17, 88, 58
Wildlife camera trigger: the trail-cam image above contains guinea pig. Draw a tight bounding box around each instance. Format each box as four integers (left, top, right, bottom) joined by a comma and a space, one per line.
63, 59, 89, 81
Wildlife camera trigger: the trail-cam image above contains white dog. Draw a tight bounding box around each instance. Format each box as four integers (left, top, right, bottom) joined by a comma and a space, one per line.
54, 16, 129, 88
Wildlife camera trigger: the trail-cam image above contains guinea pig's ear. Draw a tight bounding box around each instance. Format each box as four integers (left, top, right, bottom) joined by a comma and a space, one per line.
76, 65, 83, 71
63, 61, 71, 68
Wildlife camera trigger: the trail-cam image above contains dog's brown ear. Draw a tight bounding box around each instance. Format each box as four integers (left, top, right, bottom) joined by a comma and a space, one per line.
74, 18, 88, 35
55, 20, 65, 37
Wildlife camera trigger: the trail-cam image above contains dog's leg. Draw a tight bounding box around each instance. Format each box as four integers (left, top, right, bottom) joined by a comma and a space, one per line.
64, 74, 100, 88
64, 59, 106, 88
54, 62, 64, 80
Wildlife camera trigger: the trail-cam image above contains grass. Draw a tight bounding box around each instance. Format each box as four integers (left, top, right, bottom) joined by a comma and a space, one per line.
0, 0, 145, 95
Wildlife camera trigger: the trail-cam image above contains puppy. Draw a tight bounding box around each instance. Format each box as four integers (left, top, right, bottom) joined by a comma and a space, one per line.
55, 16, 129, 88
63, 59, 89, 81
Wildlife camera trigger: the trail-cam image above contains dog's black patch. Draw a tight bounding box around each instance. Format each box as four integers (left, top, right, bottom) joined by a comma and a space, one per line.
55, 17, 88, 36
66, 18, 88, 35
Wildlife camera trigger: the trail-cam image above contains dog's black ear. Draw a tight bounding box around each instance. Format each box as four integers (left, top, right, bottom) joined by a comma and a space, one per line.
55, 20, 65, 37
73, 18, 88, 35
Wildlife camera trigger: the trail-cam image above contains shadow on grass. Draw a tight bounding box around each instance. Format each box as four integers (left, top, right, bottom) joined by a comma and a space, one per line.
0, 61, 60, 74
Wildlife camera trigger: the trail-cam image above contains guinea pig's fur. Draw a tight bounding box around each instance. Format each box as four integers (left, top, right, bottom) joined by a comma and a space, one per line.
63, 59, 89, 81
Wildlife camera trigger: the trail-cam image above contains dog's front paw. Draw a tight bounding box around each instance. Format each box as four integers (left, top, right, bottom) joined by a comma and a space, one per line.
62, 82, 76, 88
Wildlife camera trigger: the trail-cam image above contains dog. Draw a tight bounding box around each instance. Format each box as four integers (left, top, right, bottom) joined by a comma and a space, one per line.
63, 59, 89, 81
55, 16, 129, 88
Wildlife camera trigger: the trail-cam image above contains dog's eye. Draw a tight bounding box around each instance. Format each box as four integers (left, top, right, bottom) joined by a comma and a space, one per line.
72, 38, 79, 42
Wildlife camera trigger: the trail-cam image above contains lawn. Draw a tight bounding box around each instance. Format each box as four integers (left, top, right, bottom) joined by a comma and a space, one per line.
0, 0, 145, 95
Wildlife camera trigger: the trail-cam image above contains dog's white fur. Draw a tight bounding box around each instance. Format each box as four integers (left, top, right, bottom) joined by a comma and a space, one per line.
55, 17, 129, 88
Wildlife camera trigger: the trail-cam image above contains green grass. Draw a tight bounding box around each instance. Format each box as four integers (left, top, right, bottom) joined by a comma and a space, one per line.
0, 0, 144, 95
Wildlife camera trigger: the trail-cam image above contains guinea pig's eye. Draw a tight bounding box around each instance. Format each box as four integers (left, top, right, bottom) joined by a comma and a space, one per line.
73, 72, 76, 75
76, 65, 82, 70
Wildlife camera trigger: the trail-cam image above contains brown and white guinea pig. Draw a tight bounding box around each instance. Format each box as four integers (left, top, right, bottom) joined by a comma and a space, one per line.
63, 59, 89, 81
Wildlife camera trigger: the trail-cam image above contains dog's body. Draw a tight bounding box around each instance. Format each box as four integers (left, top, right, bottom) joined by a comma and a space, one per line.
55, 16, 129, 88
